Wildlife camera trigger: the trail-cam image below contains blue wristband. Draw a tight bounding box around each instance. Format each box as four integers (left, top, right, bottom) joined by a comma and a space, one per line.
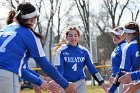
109, 84, 117, 93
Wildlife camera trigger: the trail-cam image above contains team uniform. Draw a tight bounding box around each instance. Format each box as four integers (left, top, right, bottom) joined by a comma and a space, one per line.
0, 22, 68, 93
120, 38, 139, 72
54, 43, 104, 93
120, 38, 140, 93
111, 40, 127, 93
109, 38, 140, 93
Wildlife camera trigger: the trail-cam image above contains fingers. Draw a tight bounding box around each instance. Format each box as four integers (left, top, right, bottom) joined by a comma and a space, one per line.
123, 84, 129, 93
121, 71, 127, 74
118, 73, 131, 84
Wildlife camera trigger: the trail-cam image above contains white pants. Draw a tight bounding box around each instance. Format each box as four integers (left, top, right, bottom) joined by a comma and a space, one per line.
61, 79, 86, 93
75, 79, 86, 93
0, 69, 20, 93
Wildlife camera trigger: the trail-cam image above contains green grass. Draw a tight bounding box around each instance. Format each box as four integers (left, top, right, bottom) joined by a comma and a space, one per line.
86, 85, 105, 93
20, 85, 105, 93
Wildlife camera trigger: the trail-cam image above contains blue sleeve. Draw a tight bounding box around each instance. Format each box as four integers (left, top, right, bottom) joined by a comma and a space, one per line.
21, 68, 42, 86
54, 49, 64, 75
28, 69, 40, 77
84, 50, 98, 74
109, 71, 124, 93
34, 57, 69, 89
111, 47, 122, 77
131, 70, 140, 81
24, 63, 40, 77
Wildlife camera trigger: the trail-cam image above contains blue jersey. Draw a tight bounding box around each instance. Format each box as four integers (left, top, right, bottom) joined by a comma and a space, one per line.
0, 23, 45, 76
54, 44, 98, 82
109, 39, 139, 93
111, 40, 127, 77
120, 38, 139, 72
0, 23, 69, 89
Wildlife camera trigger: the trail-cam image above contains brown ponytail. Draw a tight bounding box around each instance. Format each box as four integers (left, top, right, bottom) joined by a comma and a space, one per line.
6, 10, 16, 25
52, 41, 67, 55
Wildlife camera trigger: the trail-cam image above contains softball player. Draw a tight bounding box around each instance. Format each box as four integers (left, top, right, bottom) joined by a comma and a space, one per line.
109, 27, 127, 93
108, 22, 140, 93
0, 2, 77, 93
6, 9, 61, 93
54, 27, 108, 93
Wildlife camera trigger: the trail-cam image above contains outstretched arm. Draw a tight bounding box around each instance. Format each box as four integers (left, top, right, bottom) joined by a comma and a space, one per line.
34, 57, 77, 93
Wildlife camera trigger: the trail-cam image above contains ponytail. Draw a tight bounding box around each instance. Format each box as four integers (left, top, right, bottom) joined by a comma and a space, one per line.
52, 41, 67, 55
6, 10, 16, 25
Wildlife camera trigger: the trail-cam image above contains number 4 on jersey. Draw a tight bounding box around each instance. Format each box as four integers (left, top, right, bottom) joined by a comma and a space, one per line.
72, 63, 77, 71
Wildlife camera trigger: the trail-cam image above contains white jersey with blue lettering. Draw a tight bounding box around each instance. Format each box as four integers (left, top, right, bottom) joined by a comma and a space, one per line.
54, 43, 98, 82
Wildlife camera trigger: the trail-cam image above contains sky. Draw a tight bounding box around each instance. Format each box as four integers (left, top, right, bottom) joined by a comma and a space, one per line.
0, 0, 140, 27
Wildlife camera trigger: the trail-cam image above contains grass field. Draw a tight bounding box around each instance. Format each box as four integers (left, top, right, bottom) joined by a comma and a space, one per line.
20, 85, 105, 93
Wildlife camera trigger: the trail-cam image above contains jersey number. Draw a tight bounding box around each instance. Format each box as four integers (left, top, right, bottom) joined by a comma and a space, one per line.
0, 32, 17, 52
72, 63, 77, 71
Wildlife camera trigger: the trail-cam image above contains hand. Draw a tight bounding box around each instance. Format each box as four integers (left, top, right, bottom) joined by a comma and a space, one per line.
123, 83, 137, 93
101, 83, 111, 92
40, 80, 49, 92
39, 75, 46, 80
65, 82, 77, 93
118, 71, 132, 84
47, 80, 61, 93
32, 84, 42, 93
44, 76, 53, 82
109, 77, 115, 84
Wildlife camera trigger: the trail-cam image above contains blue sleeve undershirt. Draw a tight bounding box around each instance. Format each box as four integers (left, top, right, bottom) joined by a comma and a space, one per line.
21, 68, 42, 86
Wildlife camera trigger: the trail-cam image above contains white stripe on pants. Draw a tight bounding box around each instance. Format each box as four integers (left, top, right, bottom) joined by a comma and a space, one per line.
0, 69, 20, 93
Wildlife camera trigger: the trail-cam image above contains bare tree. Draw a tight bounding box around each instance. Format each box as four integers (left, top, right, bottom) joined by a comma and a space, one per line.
74, 0, 90, 47
102, 0, 130, 28
93, 0, 131, 63
55, 0, 75, 43
126, 1, 139, 21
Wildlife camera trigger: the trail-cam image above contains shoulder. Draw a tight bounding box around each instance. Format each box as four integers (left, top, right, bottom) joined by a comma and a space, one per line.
78, 45, 89, 52
120, 42, 127, 51
125, 40, 137, 48
56, 44, 68, 53
78, 45, 91, 56
123, 40, 137, 52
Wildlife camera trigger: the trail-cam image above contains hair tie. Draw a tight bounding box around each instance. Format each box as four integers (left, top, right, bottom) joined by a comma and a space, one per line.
15, 10, 22, 17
